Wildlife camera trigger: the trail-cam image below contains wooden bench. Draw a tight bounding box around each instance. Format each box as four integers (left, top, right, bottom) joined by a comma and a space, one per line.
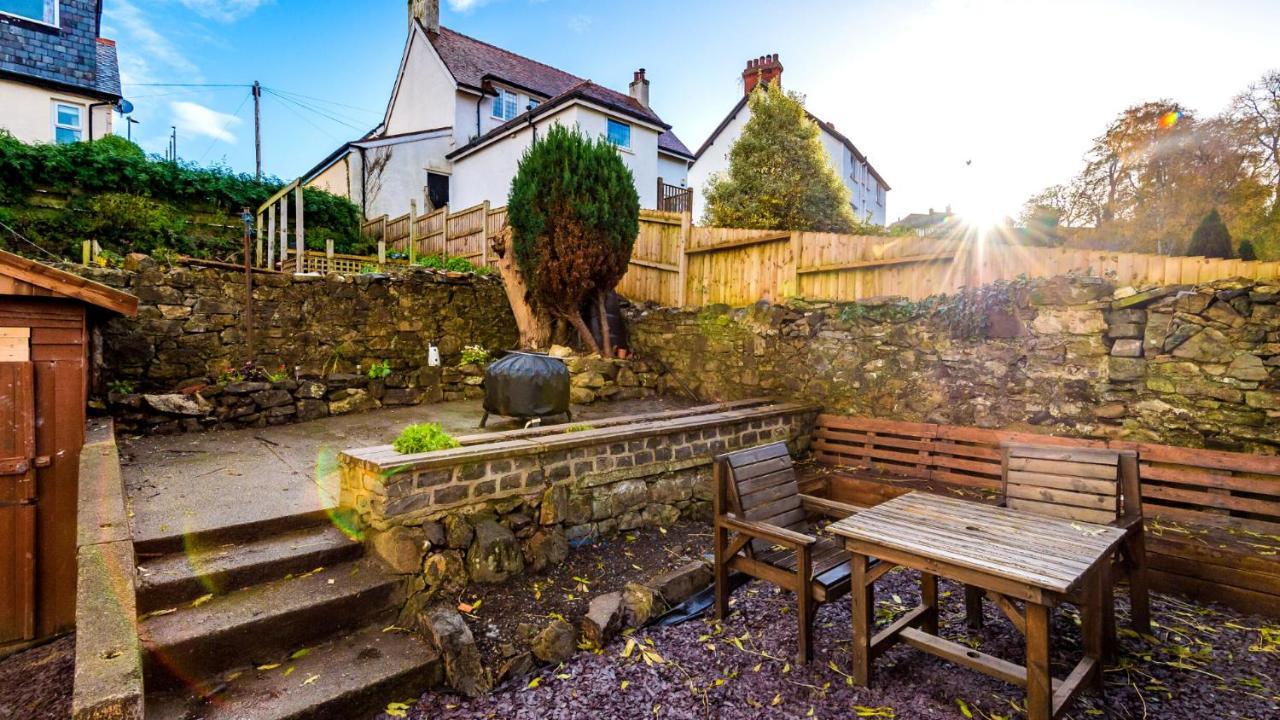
712, 441, 864, 664
805, 414, 1280, 617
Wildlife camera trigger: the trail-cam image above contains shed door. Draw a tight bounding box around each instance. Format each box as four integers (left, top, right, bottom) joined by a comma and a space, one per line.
0, 362, 37, 643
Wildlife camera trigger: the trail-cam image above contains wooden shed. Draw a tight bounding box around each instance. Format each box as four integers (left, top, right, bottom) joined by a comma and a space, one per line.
0, 250, 137, 649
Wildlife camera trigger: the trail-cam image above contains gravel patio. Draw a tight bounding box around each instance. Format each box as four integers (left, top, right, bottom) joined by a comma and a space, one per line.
396, 562, 1279, 720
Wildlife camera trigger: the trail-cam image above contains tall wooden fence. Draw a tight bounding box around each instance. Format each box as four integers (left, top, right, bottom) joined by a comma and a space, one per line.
308, 208, 1280, 305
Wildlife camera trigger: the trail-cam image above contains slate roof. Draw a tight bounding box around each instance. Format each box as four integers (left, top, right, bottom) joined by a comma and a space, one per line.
94, 38, 121, 97
427, 24, 690, 160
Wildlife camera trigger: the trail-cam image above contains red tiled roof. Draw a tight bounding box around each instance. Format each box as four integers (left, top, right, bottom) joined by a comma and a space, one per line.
428, 24, 689, 158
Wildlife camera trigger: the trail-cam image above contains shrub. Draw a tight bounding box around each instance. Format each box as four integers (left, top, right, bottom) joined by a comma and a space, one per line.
1186, 209, 1232, 258
393, 423, 460, 454
459, 345, 489, 366
506, 124, 639, 353
414, 253, 491, 275
1238, 239, 1258, 261
367, 359, 392, 379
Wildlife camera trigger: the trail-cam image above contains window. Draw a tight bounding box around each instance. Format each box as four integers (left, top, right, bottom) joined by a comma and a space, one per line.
877, 185, 885, 206
52, 102, 82, 144
0, 0, 57, 25
606, 118, 631, 150
491, 88, 517, 121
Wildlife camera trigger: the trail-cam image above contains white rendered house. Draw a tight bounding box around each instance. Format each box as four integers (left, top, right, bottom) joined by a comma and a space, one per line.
304, 0, 693, 219
687, 54, 890, 225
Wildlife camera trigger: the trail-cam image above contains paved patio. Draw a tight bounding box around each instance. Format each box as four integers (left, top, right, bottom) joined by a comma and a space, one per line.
120, 396, 697, 546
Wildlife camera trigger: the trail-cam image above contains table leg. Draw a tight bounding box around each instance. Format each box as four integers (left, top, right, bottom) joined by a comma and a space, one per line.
1026, 602, 1052, 720
920, 572, 938, 635
850, 552, 873, 686
1098, 560, 1117, 663
964, 584, 984, 630
1083, 566, 1106, 693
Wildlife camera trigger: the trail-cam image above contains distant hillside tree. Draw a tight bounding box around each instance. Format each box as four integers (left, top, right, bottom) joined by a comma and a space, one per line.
501, 125, 639, 354
1186, 209, 1233, 258
703, 83, 857, 233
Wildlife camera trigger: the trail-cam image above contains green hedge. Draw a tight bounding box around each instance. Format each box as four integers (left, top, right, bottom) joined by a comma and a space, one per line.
0, 133, 367, 260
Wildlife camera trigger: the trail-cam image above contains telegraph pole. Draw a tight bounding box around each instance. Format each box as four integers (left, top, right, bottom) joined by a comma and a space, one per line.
252, 81, 263, 180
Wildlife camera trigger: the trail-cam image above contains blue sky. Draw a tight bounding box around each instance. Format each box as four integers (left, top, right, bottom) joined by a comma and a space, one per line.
102, 0, 1280, 222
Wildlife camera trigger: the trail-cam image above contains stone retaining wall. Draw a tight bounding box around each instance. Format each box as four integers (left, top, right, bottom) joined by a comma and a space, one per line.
338, 402, 817, 602
629, 277, 1280, 453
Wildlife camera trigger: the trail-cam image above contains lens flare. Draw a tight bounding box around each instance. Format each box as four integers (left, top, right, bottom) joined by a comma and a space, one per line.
1158, 111, 1181, 129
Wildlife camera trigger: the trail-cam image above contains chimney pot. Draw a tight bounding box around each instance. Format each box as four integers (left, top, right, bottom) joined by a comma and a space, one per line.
629, 67, 651, 109
410, 0, 440, 34
742, 52, 783, 96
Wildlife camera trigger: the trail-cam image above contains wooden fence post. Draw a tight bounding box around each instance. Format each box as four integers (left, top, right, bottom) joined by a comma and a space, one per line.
267, 203, 276, 269
255, 212, 263, 268
408, 199, 418, 265
279, 196, 289, 272
481, 200, 491, 268
677, 210, 691, 307
294, 184, 304, 273
441, 204, 451, 259
788, 231, 802, 299
325, 238, 334, 273
81, 241, 91, 265
378, 240, 386, 269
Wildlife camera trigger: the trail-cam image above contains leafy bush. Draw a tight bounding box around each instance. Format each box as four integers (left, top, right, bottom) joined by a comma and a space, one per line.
507, 124, 639, 353
414, 253, 491, 275
367, 359, 392, 379
459, 345, 489, 366
392, 423, 460, 454
0, 132, 362, 259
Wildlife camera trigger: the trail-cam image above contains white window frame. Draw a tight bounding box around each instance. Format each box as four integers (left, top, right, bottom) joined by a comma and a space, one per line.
605, 118, 631, 150
0, 0, 59, 27
491, 88, 517, 121
52, 101, 83, 144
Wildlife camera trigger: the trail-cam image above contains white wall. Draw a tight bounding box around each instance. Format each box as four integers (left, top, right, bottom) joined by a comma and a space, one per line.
657, 153, 690, 189
360, 133, 455, 219
0, 78, 113, 144
688, 102, 887, 225
450, 103, 663, 210
384, 27, 458, 137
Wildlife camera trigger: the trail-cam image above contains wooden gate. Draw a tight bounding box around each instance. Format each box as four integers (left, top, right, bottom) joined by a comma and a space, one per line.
0, 362, 37, 643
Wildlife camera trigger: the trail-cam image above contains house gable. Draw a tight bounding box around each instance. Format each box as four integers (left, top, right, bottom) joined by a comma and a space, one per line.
382, 23, 459, 137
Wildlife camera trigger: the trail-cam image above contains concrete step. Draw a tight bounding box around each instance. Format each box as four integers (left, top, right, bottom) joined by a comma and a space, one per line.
140, 559, 403, 690
145, 623, 442, 720
133, 509, 346, 557
136, 524, 364, 614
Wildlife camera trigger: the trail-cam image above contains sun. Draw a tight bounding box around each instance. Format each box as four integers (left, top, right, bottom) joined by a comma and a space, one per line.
957, 200, 1009, 233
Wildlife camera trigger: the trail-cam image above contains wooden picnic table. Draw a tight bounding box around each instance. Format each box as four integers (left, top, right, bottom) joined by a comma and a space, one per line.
828, 491, 1127, 720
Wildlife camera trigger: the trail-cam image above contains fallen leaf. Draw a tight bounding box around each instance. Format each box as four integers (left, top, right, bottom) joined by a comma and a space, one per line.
190, 594, 214, 608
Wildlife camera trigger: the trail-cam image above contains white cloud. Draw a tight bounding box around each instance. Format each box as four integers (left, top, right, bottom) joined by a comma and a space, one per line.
172, 101, 242, 144
104, 0, 202, 85
177, 0, 271, 22
447, 0, 490, 11
567, 14, 591, 34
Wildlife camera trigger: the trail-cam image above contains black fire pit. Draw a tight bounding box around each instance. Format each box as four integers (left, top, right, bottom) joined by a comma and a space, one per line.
479, 351, 571, 428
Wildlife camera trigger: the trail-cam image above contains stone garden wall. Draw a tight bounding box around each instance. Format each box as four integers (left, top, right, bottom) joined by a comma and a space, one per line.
629, 276, 1280, 454
338, 402, 816, 601
72, 259, 663, 433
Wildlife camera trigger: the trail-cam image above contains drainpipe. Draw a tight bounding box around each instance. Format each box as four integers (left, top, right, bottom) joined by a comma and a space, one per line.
88, 101, 112, 141
475, 95, 481, 138
357, 145, 368, 218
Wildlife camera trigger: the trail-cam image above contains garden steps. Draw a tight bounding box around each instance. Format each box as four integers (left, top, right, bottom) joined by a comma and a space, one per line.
133, 508, 339, 557
139, 557, 403, 691
144, 622, 442, 720
135, 523, 365, 613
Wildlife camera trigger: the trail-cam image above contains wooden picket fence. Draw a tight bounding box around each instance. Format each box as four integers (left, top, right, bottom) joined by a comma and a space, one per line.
319, 208, 1280, 305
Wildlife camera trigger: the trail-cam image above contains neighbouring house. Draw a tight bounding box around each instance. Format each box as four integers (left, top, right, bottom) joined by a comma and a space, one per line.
891, 207, 961, 236
302, 0, 693, 220
687, 54, 890, 225
0, 0, 122, 144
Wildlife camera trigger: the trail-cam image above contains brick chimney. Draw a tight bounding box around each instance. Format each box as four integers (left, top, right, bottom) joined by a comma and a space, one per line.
742, 53, 782, 95
410, 0, 439, 34
629, 68, 650, 109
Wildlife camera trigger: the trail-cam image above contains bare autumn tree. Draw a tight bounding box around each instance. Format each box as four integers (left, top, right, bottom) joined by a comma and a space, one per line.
1230, 70, 1280, 203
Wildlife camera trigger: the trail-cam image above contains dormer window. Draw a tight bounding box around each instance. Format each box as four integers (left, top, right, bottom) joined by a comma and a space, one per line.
0, 0, 58, 25
491, 88, 517, 121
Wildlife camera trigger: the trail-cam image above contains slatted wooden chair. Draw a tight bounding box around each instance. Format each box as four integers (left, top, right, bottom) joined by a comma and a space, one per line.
712, 441, 866, 664
965, 442, 1150, 637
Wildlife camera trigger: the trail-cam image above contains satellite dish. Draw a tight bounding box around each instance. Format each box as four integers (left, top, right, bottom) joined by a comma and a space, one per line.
116, 98, 134, 115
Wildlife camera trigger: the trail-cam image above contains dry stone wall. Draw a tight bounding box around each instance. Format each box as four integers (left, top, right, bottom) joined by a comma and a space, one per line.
629, 276, 1280, 453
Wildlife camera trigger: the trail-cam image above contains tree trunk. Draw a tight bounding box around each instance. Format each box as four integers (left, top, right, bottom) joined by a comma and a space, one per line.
564, 309, 601, 355
596, 290, 613, 358
491, 230, 552, 348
